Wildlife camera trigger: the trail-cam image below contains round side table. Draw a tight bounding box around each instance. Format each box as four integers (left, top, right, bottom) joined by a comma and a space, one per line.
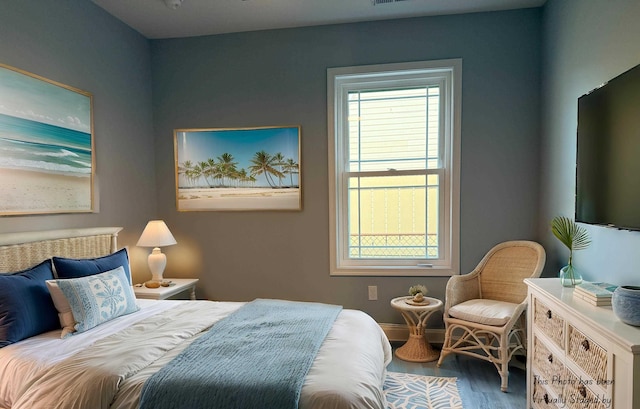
390, 296, 443, 362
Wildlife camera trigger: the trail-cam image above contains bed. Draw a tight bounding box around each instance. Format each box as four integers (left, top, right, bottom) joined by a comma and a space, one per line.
0, 227, 392, 409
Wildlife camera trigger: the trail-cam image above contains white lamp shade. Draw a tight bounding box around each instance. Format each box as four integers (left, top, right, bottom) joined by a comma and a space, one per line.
136, 220, 177, 248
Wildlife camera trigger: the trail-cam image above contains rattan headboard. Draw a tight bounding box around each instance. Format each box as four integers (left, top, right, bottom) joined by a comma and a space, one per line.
0, 227, 122, 273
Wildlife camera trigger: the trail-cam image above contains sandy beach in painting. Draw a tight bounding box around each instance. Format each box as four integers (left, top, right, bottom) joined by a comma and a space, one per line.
0, 168, 91, 213
178, 187, 300, 210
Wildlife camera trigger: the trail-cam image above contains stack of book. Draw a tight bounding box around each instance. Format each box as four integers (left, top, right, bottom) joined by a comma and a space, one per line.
573, 282, 618, 306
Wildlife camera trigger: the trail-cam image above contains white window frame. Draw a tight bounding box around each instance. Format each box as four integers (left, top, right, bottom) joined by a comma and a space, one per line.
327, 59, 461, 276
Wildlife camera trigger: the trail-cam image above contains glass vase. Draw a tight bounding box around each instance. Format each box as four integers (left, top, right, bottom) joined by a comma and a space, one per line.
559, 264, 583, 287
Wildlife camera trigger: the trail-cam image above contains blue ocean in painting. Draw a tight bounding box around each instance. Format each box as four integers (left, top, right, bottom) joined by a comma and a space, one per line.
0, 113, 91, 176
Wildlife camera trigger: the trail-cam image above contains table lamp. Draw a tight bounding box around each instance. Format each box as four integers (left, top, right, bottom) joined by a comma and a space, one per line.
136, 220, 177, 282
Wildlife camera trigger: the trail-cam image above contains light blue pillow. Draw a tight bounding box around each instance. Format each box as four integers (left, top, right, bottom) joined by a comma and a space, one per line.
55, 266, 139, 336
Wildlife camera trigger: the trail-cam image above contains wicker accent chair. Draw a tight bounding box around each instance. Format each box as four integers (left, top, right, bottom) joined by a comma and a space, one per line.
436, 240, 546, 392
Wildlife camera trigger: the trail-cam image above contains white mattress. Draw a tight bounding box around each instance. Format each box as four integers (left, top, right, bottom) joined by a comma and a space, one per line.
0, 299, 392, 409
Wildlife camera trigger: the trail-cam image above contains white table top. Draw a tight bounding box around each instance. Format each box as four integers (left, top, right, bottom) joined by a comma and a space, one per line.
390, 296, 443, 312
133, 278, 198, 300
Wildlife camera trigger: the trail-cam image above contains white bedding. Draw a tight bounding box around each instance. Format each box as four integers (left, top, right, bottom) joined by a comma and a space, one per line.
0, 299, 392, 409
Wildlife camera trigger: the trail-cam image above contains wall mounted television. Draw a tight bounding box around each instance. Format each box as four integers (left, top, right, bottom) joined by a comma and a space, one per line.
576, 63, 640, 231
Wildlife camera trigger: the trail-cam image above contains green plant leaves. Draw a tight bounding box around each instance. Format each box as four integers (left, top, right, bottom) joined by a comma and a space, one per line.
551, 216, 591, 251
408, 284, 428, 296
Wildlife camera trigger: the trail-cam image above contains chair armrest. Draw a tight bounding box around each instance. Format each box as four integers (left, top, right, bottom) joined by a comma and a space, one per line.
443, 270, 481, 315
501, 299, 529, 329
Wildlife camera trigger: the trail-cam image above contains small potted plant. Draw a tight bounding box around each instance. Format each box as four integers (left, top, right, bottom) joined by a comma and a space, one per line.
551, 216, 591, 287
408, 284, 428, 303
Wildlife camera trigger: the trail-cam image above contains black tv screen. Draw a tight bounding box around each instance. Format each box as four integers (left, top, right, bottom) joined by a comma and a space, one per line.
576, 63, 640, 231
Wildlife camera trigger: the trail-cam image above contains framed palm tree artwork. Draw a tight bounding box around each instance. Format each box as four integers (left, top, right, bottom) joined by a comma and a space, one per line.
174, 126, 301, 211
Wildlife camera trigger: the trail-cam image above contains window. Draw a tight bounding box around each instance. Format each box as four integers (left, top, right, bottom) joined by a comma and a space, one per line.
328, 60, 461, 276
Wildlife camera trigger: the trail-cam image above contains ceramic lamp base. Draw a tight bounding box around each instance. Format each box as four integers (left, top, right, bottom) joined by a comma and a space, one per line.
147, 247, 167, 282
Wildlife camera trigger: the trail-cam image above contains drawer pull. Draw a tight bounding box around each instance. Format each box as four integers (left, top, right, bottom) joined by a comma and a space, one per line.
582, 339, 590, 351
546, 310, 553, 319
543, 393, 550, 404
578, 385, 587, 398
547, 354, 553, 363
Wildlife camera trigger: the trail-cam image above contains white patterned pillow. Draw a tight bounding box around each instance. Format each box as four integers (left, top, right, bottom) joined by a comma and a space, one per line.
45, 280, 77, 338
53, 266, 139, 336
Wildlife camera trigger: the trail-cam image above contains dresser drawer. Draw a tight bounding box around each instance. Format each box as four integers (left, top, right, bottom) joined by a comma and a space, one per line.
533, 336, 565, 396
532, 382, 561, 409
564, 368, 609, 409
534, 298, 564, 349
567, 325, 607, 383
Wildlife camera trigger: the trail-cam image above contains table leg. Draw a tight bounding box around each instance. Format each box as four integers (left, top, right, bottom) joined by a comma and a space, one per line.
395, 333, 440, 362
395, 310, 440, 362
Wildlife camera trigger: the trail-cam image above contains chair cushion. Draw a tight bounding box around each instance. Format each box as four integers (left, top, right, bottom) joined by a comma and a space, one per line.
448, 299, 518, 326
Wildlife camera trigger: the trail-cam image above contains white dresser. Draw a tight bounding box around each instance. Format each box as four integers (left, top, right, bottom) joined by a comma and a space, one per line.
525, 278, 640, 409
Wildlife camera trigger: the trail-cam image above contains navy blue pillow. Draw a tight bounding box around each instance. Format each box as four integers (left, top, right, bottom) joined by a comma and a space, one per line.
0, 260, 60, 347
52, 248, 131, 284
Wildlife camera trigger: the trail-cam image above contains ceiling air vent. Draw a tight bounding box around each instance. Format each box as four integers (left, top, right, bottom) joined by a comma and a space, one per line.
372, 0, 410, 5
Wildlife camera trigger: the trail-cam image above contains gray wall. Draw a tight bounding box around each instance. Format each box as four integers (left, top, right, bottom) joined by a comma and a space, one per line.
539, 0, 640, 284
8, 0, 640, 323
0, 0, 157, 278
0, 1, 545, 324
151, 9, 542, 323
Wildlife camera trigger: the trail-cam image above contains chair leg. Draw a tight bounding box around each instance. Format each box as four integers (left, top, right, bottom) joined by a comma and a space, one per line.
437, 324, 452, 367
499, 332, 509, 392
518, 315, 528, 357
439, 320, 515, 392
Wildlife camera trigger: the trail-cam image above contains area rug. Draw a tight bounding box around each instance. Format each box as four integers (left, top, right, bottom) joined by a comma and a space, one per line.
384, 371, 464, 409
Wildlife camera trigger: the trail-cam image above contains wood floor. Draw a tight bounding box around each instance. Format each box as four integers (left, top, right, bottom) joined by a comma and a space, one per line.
387, 342, 527, 409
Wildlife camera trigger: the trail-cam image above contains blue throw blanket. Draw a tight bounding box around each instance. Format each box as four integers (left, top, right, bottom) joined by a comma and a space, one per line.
139, 299, 342, 409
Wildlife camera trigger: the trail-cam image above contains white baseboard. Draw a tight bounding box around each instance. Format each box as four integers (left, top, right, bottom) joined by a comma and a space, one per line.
379, 323, 445, 345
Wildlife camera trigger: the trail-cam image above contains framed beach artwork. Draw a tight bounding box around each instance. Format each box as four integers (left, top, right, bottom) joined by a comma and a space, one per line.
175, 126, 301, 211
0, 63, 94, 215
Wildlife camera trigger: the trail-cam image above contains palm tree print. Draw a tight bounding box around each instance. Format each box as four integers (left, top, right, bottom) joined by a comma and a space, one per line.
95, 276, 126, 317
179, 148, 297, 189
176, 127, 300, 210
272, 152, 286, 187
217, 153, 238, 186
283, 158, 299, 187
248, 150, 285, 188
177, 127, 299, 190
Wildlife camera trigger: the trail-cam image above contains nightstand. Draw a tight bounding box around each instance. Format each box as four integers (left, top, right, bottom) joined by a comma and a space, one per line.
133, 278, 199, 300
390, 295, 443, 362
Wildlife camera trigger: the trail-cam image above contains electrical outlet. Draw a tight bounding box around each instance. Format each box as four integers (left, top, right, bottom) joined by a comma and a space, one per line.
368, 285, 378, 301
